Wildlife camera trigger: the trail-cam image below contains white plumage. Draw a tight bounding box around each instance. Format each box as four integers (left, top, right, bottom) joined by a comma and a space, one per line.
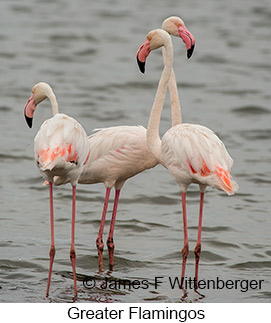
161, 123, 238, 194
79, 125, 157, 188
35, 113, 89, 185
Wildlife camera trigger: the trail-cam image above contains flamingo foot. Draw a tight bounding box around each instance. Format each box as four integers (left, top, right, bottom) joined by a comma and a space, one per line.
70, 247, 77, 297
107, 237, 115, 271
96, 238, 104, 272
180, 289, 188, 302
46, 245, 55, 297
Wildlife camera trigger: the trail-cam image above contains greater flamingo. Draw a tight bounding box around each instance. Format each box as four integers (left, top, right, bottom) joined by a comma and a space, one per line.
54, 17, 195, 273
137, 29, 238, 288
77, 126, 158, 272
24, 82, 90, 297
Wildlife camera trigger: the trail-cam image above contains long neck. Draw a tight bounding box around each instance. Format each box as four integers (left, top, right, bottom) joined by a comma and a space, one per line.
147, 38, 174, 161
162, 47, 182, 126
47, 91, 59, 116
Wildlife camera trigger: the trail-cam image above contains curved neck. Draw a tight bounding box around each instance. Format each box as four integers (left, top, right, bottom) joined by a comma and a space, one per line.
47, 91, 59, 116
162, 47, 182, 126
147, 37, 174, 161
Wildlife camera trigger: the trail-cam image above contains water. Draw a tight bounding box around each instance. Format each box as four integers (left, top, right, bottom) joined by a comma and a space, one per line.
0, 0, 270, 303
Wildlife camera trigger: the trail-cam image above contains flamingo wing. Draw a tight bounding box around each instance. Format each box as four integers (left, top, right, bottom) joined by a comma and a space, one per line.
34, 113, 89, 171
161, 123, 238, 194
78, 125, 158, 186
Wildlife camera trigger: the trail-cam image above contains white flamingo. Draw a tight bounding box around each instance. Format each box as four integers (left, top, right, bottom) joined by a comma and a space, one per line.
77, 125, 158, 272
54, 17, 195, 273
24, 82, 90, 297
136, 29, 238, 287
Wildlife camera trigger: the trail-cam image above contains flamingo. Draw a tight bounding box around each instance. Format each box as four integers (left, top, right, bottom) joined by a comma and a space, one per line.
136, 29, 238, 288
24, 82, 90, 297
54, 17, 194, 273
76, 126, 158, 272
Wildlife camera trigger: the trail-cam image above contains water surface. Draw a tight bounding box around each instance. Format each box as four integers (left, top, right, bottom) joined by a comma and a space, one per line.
0, 0, 270, 303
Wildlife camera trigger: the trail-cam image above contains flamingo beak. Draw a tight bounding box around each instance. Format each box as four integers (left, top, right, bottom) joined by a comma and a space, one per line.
177, 25, 195, 59
136, 39, 151, 74
187, 44, 195, 59
25, 114, 33, 128
24, 93, 36, 128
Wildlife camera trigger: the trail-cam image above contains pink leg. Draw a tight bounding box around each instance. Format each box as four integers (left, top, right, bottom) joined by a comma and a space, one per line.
70, 185, 77, 297
194, 192, 204, 289
181, 192, 189, 288
46, 182, 55, 297
107, 189, 121, 271
96, 187, 111, 272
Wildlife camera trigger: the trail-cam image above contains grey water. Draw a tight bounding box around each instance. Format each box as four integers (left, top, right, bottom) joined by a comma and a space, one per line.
0, 0, 270, 303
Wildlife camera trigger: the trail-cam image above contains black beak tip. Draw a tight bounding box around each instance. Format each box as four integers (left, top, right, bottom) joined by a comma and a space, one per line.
187, 44, 195, 59
24, 114, 33, 128
136, 56, 145, 74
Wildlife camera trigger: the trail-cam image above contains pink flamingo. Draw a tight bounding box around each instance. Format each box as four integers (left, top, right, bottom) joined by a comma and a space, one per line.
24, 82, 90, 297
54, 17, 194, 273
76, 125, 158, 272
137, 29, 238, 287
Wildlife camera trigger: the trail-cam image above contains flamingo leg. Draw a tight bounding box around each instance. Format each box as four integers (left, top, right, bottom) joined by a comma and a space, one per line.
181, 192, 189, 288
107, 189, 121, 271
96, 187, 111, 272
194, 192, 204, 289
46, 182, 55, 297
70, 185, 77, 297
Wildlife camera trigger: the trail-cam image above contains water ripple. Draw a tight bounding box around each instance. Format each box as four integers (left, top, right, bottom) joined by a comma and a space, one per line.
197, 55, 229, 65
237, 129, 271, 141
156, 250, 227, 262
230, 261, 271, 269
0, 153, 32, 161
0, 259, 43, 271
206, 240, 240, 249
0, 106, 12, 112
232, 105, 270, 115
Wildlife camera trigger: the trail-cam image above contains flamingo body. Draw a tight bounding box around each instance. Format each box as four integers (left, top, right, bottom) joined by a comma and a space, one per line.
79, 125, 158, 188
35, 113, 89, 185
161, 123, 238, 194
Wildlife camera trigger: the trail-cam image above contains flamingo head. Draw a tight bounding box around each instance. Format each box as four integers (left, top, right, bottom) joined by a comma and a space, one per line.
136, 29, 170, 74
162, 16, 195, 59
24, 82, 53, 128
